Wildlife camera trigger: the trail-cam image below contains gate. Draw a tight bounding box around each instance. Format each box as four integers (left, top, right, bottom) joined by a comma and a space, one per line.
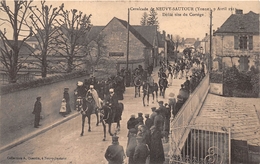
169, 124, 230, 164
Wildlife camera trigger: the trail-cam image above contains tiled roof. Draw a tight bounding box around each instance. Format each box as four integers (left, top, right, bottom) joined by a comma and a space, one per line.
195, 94, 260, 147
184, 38, 196, 44
116, 17, 152, 48
85, 26, 105, 45
215, 11, 259, 34
132, 25, 157, 46
7, 40, 34, 56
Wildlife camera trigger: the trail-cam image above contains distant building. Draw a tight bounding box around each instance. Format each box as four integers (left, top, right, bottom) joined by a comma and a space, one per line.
86, 17, 159, 74
213, 10, 259, 71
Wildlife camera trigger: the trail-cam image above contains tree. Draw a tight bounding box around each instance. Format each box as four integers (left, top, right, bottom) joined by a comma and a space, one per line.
140, 12, 148, 26
147, 8, 159, 28
172, 35, 182, 53
0, 0, 33, 83
55, 8, 92, 73
27, 1, 64, 77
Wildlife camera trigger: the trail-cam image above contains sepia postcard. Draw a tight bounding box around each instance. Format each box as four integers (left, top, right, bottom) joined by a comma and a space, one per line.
0, 0, 259, 163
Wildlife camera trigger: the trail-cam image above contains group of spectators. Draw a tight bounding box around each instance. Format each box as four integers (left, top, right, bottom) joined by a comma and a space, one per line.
104, 100, 172, 164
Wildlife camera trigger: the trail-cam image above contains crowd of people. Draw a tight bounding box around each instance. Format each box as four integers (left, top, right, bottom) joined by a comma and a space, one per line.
105, 100, 170, 164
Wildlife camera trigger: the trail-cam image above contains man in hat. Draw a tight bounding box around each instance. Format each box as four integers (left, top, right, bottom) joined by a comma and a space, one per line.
74, 81, 87, 111
86, 85, 101, 109
150, 107, 157, 124
126, 128, 137, 164
144, 114, 153, 130
105, 136, 125, 164
32, 97, 42, 128
104, 88, 118, 123
168, 92, 177, 117
133, 135, 150, 164
178, 84, 189, 103
127, 115, 138, 144
153, 108, 164, 132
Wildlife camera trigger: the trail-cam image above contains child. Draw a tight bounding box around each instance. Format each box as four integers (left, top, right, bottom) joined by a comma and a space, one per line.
59, 98, 67, 117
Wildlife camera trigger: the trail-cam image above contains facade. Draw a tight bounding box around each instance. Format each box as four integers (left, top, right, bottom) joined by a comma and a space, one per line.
86, 17, 159, 74
213, 10, 259, 71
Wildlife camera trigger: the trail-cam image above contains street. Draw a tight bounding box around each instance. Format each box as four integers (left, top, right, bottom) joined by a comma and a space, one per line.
0, 67, 186, 164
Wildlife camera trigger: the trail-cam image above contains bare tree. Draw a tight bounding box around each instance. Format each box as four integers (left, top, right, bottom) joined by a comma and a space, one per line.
55, 8, 92, 73
27, 1, 64, 77
0, 0, 33, 83
140, 12, 148, 26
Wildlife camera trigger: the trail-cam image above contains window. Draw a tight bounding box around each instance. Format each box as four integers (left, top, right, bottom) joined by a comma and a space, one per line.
109, 52, 124, 56
234, 35, 253, 50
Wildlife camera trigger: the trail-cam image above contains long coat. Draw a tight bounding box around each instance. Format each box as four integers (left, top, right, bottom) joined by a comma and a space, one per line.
149, 129, 165, 164
105, 143, 125, 164
126, 135, 137, 164
133, 143, 150, 164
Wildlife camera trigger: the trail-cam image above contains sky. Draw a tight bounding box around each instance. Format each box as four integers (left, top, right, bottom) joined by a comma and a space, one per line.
0, 1, 259, 40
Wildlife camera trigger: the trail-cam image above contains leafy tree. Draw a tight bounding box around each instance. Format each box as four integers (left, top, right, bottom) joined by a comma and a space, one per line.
0, 0, 33, 83
223, 65, 239, 96
140, 12, 148, 26
147, 8, 159, 28
27, 1, 64, 77
55, 8, 92, 73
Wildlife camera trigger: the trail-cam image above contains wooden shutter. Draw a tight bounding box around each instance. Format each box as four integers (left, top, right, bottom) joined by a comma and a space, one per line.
234, 35, 239, 50
249, 35, 253, 50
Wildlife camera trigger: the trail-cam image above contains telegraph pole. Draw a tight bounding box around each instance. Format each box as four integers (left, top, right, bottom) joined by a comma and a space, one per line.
209, 9, 212, 75
126, 8, 130, 71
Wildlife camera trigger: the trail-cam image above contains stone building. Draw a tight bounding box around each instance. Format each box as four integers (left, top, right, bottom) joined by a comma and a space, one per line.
86, 17, 159, 74
213, 10, 259, 71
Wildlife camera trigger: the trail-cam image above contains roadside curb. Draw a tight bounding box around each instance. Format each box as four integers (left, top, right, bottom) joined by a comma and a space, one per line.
0, 112, 80, 154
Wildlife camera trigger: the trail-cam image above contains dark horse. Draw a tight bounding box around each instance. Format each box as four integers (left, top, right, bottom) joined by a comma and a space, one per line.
80, 93, 99, 136
142, 82, 158, 106
100, 102, 124, 141
159, 77, 168, 98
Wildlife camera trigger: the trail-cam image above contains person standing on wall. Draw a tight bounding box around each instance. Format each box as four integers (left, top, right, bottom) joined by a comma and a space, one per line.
32, 96, 42, 128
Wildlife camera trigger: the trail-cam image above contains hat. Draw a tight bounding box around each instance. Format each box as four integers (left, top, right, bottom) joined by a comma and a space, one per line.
77, 81, 83, 86
109, 88, 114, 93
64, 88, 69, 91
89, 85, 94, 89
138, 113, 143, 117
145, 114, 149, 118
151, 107, 156, 111
36, 96, 41, 100
112, 136, 119, 142
62, 98, 66, 102
158, 101, 164, 104
130, 114, 135, 118
168, 93, 175, 98
129, 128, 137, 134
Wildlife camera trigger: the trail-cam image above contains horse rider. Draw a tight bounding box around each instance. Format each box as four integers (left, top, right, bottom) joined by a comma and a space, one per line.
74, 81, 87, 111
86, 85, 102, 110
104, 88, 119, 123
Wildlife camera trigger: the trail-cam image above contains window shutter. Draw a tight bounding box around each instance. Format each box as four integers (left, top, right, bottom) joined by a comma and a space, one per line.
249, 35, 253, 50
234, 35, 239, 50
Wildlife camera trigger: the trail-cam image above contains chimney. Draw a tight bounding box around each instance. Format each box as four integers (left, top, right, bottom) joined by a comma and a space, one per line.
206, 33, 208, 36
235, 9, 243, 14
197, 38, 199, 41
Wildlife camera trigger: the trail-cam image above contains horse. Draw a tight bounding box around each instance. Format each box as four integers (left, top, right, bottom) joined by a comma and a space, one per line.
100, 102, 124, 141
142, 81, 158, 106
133, 76, 142, 98
159, 77, 168, 98
80, 93, 100, 136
